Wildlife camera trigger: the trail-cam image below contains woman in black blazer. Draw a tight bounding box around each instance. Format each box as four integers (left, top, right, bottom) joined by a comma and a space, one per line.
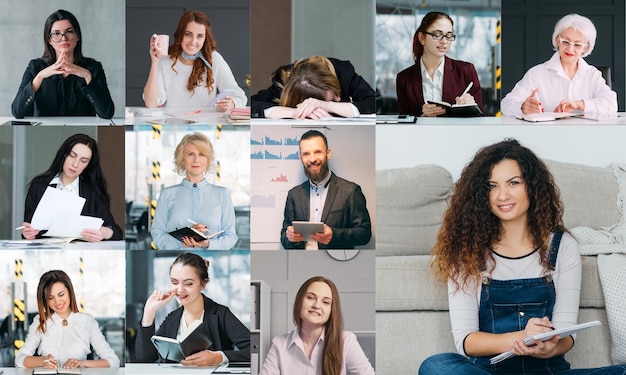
136, 253, 250, 365
11, 9, 114, 119
251, 55, 375, 119
21, 133, 122, 241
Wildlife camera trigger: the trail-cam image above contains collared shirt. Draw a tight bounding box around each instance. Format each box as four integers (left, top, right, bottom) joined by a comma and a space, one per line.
259, 328, 375, 375
420, 57, 445, 103
15, 312, 120, 368
501, 51, 617, 116
306, 172, 332, 250
49, 174, 80, 196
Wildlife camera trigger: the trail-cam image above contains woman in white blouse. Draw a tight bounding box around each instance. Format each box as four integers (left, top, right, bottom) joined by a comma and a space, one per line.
15, 270, 119, 369
501, 14, 617, 116
259, 276, 375, 375
143, 10, 246, 110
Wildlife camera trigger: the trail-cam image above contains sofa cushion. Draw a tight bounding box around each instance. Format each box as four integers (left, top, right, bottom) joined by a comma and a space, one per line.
376, 255, 448, 311
545, 160, 620, 229
376, 165, 452, 256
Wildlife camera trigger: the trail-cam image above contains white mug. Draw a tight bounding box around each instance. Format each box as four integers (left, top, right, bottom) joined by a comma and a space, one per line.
152, 34, 169, 57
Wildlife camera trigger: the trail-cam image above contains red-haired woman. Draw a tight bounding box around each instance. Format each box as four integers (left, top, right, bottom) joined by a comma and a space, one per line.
143, 11, 246, 110
259, 276, 374, 375
15, 270, 119, 369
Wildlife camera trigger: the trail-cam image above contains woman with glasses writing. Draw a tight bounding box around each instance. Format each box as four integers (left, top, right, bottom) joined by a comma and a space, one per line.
12, 10, 114, 119
501, 14, 617, 116
396, 11, 483, 117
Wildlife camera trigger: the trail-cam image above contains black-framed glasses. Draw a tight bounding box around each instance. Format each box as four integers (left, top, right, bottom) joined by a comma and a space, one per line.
49, 29, 77, 43
424, 30, 456, 42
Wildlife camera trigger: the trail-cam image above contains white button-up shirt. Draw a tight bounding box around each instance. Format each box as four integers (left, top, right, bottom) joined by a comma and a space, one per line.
420, 57, 445, 103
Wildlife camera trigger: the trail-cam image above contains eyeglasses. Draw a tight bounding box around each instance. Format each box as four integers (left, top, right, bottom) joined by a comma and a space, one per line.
424, 30, 456, 42
50, 29, 77, 43
558, 37, 587, 51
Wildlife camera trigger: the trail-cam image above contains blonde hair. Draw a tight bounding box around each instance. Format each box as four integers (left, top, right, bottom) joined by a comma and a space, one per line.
173, 132, 214, 175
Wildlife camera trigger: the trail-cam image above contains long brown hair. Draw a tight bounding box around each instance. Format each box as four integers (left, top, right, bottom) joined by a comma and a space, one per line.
277, 56, 341, 107
412, 11, 454, 61
293, 276, 343, 375
36, 270, 79, 333
431, 139, 565, 293
169, 11, 217, 96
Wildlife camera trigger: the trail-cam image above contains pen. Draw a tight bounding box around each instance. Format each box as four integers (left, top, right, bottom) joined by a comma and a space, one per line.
186, 109, 201, 115
519, 311, 555, 330
15, 226, 25, 230
461, 81, 473, 96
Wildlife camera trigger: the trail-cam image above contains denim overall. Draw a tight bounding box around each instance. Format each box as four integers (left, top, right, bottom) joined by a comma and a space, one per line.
471, 231, 571, 374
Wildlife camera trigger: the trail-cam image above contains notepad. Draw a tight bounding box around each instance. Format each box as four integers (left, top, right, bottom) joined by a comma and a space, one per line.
427, 100, 483, 117
515, 112, 579, 122
490, 320, 601, 364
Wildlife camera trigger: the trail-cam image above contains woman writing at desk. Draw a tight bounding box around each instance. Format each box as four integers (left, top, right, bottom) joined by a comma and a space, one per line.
15, 270, 120, 369
136, 252, 250, 365
419, 139, 626, 374
396, 11, 483, 117
143, 11, 246, 110
259, 276, 374, 375
12, 9, 115, 119
21, 133, 122, 241
251, 55, 376, 119
150, 132, 237, 250
501, 14, 617, 116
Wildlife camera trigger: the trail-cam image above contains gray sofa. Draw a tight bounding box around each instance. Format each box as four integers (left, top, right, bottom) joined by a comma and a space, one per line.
376, 160, 621, 374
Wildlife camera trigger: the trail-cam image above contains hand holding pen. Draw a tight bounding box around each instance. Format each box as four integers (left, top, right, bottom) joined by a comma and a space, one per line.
519, 311, 556, 334
455, 81, 476, 105
522, 88, 544, 114
43, 354, 58, 369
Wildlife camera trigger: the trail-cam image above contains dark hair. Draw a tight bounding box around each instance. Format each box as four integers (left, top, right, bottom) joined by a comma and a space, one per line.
431, 139, 565, 292
36, 270, 79, 333
170, 253, 210, 284
300, 130, 329, 149
293, 276, 343, 375
412, 11, 454, 61
169, 11, 217, 96
42, 9, 84, 64
29, 134, 110, 205
278, 57, 341, 108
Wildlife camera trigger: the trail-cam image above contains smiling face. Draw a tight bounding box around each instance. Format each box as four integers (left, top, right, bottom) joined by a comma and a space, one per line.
182, 142, 209, 180
49, 19, 78, 57
419, 17, 453, 59
299, 136, 331, 183
62, 143, 92, 184
170, 264, 207, 307
47, 282, 71, 318
182, 21, 206, 56
299, 281, 332, 329
557, 27, 588, 64
488, 159, 530, 225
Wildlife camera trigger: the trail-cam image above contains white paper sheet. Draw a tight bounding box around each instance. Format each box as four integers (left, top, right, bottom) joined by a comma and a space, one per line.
30, 187, 85, 230
45, 215, 103, 238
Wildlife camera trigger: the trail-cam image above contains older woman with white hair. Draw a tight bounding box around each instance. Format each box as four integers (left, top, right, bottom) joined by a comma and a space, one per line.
501, 14, 617, 116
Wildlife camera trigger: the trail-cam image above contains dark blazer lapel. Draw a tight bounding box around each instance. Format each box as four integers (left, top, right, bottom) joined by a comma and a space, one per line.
298, 180, 311, 220
442, 56, 456, 103
165, 307, 184, 338
203, 295, 220, 350
320, 173, 338, 222
414, 65, 425, 108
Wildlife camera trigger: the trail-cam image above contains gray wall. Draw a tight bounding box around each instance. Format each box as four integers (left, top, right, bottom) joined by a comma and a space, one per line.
251, 250, 376, 368
0, 0, 125, 118
125, 0, 250, 107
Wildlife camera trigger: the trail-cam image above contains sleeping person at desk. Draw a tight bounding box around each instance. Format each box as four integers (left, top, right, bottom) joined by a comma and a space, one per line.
501, 14, 617, 116
251, 55, 376, 119
21, 133, 122, 242
136, 253, 250, 366
150, 132, 238, 250
396, 11, 484, 117
143, 10, 246, 110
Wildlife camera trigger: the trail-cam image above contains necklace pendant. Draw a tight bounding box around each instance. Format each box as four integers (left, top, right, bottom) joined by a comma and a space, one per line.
62, 319, 68, 327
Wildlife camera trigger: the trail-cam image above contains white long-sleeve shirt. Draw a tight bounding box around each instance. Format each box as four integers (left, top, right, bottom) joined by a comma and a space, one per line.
259, 329, 375, 375
501, 52, 617, 116
15, 312, 120, 368
448, 232, 582, 356
155, 51, 247, 108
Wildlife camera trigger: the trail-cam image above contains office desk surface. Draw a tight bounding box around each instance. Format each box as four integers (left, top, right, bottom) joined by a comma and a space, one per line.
125, 364, 218, 374
501, 114, 626, 125
252, 114, 376, 125
127, 107, 235, 125
0, 240, 125, 250
0, 368, 123, 375
1, 117, 123, 126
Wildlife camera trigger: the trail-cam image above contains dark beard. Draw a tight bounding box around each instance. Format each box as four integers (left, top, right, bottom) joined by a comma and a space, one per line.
303, 161, 329, 183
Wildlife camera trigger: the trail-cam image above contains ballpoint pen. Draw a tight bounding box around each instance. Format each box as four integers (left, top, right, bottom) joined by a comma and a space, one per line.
461, 81, 473, 96
519, 311, 555, 330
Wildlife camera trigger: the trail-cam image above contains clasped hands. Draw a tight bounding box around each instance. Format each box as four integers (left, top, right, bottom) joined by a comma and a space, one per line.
421, 93, 475, 117
39, 51, 92, 84
510, 316, 560, 359
286, 224, 333, 245
43, 354, 82, 369
522, 88, 584, 114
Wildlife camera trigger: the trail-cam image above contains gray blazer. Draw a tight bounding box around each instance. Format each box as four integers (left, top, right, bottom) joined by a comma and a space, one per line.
280, 172, 371, 249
